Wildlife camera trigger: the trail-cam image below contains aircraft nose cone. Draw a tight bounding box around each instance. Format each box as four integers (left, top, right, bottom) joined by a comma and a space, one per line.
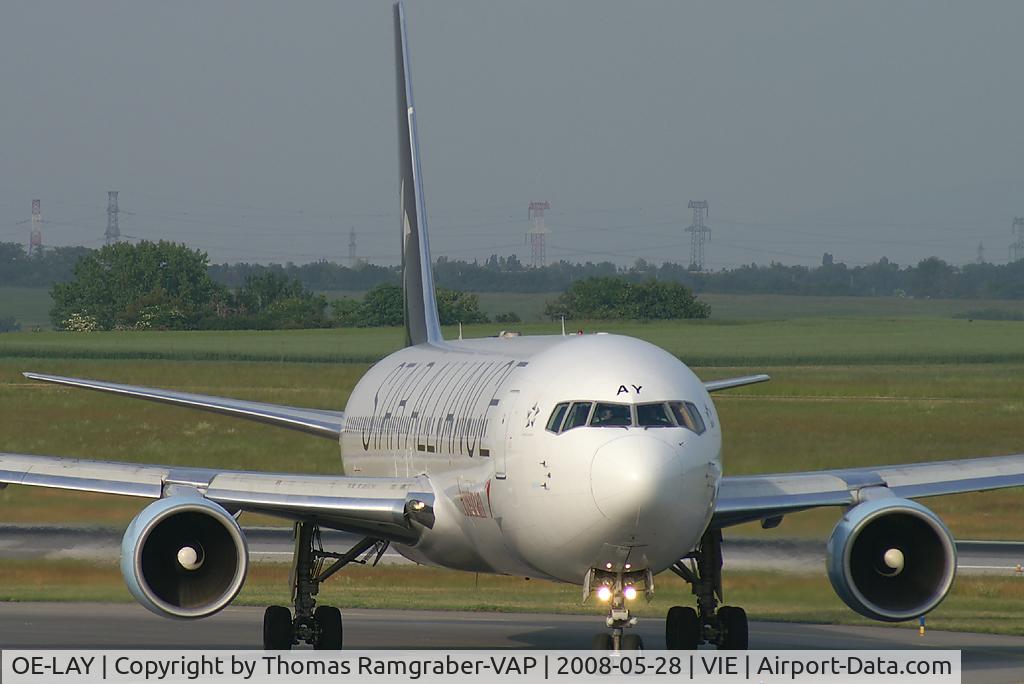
590, 434, 684, 526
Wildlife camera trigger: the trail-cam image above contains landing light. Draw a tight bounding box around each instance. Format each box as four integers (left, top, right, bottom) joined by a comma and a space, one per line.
596, 586, 612, 602
623, 585, 638, 601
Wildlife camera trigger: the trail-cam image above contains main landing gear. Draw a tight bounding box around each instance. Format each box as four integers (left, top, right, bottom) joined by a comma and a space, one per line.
666, 528, 748, 650
262, 521, 388, 650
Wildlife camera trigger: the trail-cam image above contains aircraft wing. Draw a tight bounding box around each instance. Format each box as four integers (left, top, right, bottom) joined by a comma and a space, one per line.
0, 453, 433, 543
23, 372, 344, 440
712, 453, 1024, 528
703, 374, 770, 392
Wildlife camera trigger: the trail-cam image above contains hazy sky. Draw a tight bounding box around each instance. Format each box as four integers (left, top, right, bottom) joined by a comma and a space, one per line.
2, 1, 1022, 269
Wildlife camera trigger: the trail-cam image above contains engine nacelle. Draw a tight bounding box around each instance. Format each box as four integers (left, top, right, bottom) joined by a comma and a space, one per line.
121, 495, 249, 619
826, 496, 956, 622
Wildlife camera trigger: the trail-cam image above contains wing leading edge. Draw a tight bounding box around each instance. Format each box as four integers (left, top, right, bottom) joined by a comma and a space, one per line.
0, 452, 433, 543
703, 374, 770, 393
713, 453, 1024, 528
23, 372, 344, 440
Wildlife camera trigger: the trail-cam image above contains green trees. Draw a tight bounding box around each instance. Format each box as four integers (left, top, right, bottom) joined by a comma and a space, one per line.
48, 242, 496, 331
335, 284, 404, 327
50, 241, 329, 330
16, 236, 1024, 303
0, 242, 92, 287
208, 259, 396, 291
229, 272, 329, 329
544, 277, 709, 321
334, 284, 489, 327
51, 241, 224, 330
436, 288, 490, 325
53, 251, 706, 329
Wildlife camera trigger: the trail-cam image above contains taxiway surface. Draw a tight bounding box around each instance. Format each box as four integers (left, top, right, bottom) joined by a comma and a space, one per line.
0, 604, 1022, 683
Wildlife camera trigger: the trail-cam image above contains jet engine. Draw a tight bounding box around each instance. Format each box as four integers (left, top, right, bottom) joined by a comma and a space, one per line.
120, 495, 249, 619
826, 496, 956, 622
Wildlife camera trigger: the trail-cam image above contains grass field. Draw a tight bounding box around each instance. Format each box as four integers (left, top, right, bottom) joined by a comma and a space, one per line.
699, 293, 1024, 320
3, 561, 1024, 636
0, 287, 54, 329
2, 310, 1024, 632
2, 317, 1024, 366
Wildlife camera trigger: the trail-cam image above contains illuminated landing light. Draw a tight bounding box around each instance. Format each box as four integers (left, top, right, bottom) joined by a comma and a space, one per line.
596, 586, 612, 602
623, 585, 638, 601
605, 562, 613, 569
177, 546, 203, 571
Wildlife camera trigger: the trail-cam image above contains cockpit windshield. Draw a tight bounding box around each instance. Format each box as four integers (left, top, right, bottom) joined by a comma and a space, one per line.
545, 400, 708, 434
590, 403, 631, 427
636, 402, 674, 427
562, 401, 593, 431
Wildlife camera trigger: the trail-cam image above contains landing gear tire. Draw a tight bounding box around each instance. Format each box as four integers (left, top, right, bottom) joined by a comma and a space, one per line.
267, 522, 386, 649
717, 606, 748, 650
313, 606, 343, 650
665, 606, 700, 649
263, 605, 293, 650
620, 634, 644, 651
591, 633, 613, 650
670, 529, 753, 650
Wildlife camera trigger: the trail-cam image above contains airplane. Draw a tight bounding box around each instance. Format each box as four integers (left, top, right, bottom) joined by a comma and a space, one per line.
3, 2, 1024, 652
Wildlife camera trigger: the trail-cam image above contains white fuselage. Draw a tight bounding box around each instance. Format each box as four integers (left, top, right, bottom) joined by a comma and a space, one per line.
340, 333, 722, 584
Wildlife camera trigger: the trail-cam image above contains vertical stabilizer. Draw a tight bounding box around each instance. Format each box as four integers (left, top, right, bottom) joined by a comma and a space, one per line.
395, 2, 443, 347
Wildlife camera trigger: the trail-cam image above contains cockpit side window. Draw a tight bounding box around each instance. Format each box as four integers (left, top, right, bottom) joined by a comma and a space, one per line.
590, 402, 632, 427
562, 402, 593, 431
546, 402, 569, 433
685, 401, 707, 434
637, 402, 674, 427
669, 401, 707, 434
669, 401, 696, 431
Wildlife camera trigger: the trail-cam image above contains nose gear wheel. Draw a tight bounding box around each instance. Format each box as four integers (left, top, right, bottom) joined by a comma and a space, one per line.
584, 563, 653, 650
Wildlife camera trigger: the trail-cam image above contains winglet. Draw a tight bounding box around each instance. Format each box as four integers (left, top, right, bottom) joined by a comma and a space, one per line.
395, 2, 443, 347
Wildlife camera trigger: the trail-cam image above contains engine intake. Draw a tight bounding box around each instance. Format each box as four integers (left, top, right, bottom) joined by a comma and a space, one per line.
826, 496, 956, 622
121, 496, 249, 619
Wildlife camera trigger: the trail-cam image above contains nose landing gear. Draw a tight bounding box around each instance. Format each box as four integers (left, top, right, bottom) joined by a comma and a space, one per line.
584, 566, 653, 651
666, 528, 748, 650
